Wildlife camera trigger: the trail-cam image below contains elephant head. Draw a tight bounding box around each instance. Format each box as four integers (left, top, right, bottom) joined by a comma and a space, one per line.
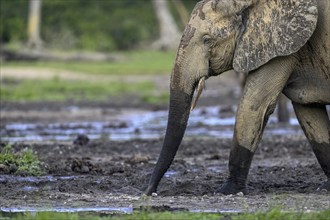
145, 0, 318, 195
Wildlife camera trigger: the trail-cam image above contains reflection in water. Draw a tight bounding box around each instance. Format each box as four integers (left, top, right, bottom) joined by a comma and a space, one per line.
1, 106, 302, 143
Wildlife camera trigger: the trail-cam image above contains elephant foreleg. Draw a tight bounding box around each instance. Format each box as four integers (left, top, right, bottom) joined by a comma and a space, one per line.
292, 102, 330, 191
217, 56, 298, 195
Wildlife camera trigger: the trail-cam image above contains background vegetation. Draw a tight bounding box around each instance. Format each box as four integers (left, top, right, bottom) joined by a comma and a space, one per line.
1, 0, 198, 51
1, 0, 198, 103
1, 50, 174, 103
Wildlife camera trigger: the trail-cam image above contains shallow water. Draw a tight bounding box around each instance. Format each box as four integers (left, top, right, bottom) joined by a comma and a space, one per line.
0, 206, 134, 214
0, 175, 78, 183
1, 106, 302, 143
0, 206, 244, 214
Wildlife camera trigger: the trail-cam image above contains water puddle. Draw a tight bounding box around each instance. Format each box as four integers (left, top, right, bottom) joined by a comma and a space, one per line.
190, 209, 242, 213
0, 206, 243, 214
19, 186, 39, 192
207, 166, 226, 173
0, 207, 133, 214
1, 106, 302, 143
164, 170, 178, 177
0, 175, 78, 183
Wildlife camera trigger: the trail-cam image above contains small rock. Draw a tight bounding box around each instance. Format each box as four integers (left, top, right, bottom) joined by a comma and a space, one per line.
236, 192, 244, 196
128, 154, 150, 164
73, 134, 90, 146
151, 192, 158, 197
134, 128, 141, 134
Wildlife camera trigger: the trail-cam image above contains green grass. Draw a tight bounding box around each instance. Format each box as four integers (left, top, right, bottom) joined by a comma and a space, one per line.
0, 76, 168, 102
2, 50, 176, 75
1, 209, 329, 220
0, 145, 44, 176
1, 50, 173, 103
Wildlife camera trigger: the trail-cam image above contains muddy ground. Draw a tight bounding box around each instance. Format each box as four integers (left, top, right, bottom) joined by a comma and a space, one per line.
1, 73, 330, 213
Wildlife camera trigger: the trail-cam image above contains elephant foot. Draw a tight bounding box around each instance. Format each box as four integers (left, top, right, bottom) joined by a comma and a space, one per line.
317, 179, 330, 192
216, 180, 247, 195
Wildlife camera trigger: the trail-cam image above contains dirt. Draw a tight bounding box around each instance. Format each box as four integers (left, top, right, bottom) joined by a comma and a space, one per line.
1, 136, 329, 213
1, 70, 329, 213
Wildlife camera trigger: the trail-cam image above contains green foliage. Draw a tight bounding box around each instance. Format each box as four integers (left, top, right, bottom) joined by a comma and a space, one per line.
2, 0, 157, 50
1, 209, 330, 220
0, 76, 157, 102
0, 145, 15, 164
2, 50, 175, 75
1, 0, 199, 51
1, 50, 173, 103
0, 145, 44, 176
142, 92, 169, 104
0, 0, 27, 43
41, 0, 158, 51
233, 208, 330, 220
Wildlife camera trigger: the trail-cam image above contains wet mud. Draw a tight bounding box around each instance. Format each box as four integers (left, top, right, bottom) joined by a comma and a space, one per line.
1, 120, 330, 212
1, 76, 329, 213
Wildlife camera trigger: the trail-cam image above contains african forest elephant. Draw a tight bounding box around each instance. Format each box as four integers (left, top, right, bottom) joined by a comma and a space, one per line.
146, 0, 330, 195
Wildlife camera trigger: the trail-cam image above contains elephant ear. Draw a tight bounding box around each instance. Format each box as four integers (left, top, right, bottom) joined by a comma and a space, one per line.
233, 0, 318, 72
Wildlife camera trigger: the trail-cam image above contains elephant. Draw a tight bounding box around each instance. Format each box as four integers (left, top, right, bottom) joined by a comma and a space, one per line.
145, 0, 330, 195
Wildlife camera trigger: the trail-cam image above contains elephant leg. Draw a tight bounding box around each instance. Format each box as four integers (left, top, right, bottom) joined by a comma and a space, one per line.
292, 102, 330, 191
217, 56, 297, 195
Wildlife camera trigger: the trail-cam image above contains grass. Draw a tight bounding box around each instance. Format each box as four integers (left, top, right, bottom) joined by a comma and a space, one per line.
1, 209, 329, 220
0, 144, 44, 176
1, 50, 173, 103
2, 50, 176, 75
0, 76, 164, 102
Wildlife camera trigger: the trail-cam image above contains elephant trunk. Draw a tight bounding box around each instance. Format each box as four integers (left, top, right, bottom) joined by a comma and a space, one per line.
145, 87, 194, 195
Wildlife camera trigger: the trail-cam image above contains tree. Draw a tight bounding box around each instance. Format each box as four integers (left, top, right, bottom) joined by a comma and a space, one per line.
27, 0, 42, 49
152, 0, 181, 51
171, 0, 189, 25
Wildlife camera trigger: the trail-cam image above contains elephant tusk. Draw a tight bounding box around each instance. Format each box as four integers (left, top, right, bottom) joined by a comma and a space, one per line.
191, 77, 205, 111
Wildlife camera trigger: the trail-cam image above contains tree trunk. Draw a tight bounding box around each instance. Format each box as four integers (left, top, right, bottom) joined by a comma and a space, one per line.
27, 0, 42, 49
171, 0, 189, 25
152, 0, 181, 51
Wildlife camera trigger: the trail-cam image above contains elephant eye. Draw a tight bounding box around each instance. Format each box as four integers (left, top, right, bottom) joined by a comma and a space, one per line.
203, 35, 212, 45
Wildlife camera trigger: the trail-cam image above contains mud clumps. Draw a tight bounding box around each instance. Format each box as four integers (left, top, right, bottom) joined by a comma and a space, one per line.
67, 157, 102, 174
0, 163, 17, 174
125, 154, 150, 165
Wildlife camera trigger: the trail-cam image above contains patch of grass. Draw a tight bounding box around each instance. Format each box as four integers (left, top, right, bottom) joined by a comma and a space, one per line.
0, 145, 44, 176
0, 76, 165, 103
142, 92, 169, 104
2, 50, 176, 75
1, 50, 173, 103
234, 208, 330, 220
1, 209, 330, 220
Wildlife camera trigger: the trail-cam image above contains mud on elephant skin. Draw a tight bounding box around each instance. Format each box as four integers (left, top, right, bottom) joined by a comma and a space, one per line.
145, 0, 330, 196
